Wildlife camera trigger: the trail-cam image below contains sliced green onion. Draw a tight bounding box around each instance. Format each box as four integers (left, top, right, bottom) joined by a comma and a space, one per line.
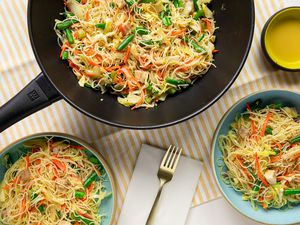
38, 205, 45, 213
109, 2, 116, 8
75, 191, 86, 199
166, 78, 189, 85
289, 135, 300, 144
162, 17, 172, 26
62, 51, 69, 60
252, 180, 262, 192
198, 34, 205, 42
284, 189, 300, 196
95, 23, 106, 29
190, 41, 206, 53
268, 103, 283, 109
89, 156, 100, 164
173, 0, 184, 8
83, 172, 98, 188
56, 19, 78, 30
117, 34, 135, 51
194, 9, 204, 20
135, 27, 150, 35
125, 0, 135, 6
265, 126, 273, 135
193, 0, 199, 11
249, 99, 262, 111
167, 88, 177, 95
65, 28, 74, 44
146, 85, 153, 93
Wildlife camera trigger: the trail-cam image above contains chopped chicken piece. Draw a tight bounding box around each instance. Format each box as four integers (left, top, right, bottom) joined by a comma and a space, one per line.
238, 127, 249, 139
19, 169, 31, 183
264, 170, 277, 185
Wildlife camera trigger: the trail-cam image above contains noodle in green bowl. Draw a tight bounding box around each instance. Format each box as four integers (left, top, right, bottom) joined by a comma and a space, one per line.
0, 133, 115, 225
211, 90, 300, 225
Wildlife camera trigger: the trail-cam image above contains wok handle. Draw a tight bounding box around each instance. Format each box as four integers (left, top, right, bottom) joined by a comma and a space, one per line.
0, 72, 62, 133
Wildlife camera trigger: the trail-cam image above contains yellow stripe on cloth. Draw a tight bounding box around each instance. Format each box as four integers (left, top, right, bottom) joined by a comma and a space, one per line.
0, 1, 299, 224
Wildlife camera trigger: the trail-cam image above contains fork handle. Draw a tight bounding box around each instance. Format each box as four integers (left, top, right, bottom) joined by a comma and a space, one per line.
145, 179, 167, 225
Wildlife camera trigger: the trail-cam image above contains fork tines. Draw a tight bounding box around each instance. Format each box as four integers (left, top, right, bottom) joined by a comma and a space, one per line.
162, 145, 182, 171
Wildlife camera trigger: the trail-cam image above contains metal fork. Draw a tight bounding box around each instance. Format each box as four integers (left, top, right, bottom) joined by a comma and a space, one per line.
146, 145, 182, 225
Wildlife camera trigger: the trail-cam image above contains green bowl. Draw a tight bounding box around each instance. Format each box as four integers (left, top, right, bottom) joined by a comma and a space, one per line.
0, 132, 116, 225
211, 90, 300, 224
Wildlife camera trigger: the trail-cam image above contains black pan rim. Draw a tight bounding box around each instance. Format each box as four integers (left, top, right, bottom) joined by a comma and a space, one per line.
27, 0, 255, 130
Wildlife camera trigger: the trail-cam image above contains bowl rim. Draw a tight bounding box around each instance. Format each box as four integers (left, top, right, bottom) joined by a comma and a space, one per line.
210, 89, 300, 225
0, 132, 117, 225
261, 6, 300, 72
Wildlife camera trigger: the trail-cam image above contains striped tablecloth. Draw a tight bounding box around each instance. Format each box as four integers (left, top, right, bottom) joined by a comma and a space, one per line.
1, 0, 300, 224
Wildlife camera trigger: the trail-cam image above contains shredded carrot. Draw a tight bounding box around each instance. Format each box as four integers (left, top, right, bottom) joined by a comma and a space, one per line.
34, 159, 41, 165
2, 184, 10, 190
74, 32, 79, 39
88, 60, 99, 67
21, 196, 27, 215
52, 159, 66, 171
85, 49, 95, 56
271, 142, 283, 163
69, 145, 85, 150
212, 49, 220, 53
73, 50, 82, 55
119, 66, 141, 89
105, 66, 121, 72
157, 70, 163, 80
82, 0, 87, 3
292, 152, 300, 161
255, 153, 269, 187
53, 168, 59, 179
118, 25, 126, 36
37, 199, 45, 209
78, 211, 93, 219
261, 112, 271, 136
25, 154, 30, 169
60, 46, 67, 58
246, 103, 257, 137
262, 202, 268, 209
124, 46, 131, 64
236, 155, 252, 179
178, 67, 189, 72
87, 182, 95, 194
132, 89, 145, 110
170, 28, 186, 36
85, 11, 90, 21
95, 55, 102, 63
12, 176, 20, 185
202, 18, 213, 33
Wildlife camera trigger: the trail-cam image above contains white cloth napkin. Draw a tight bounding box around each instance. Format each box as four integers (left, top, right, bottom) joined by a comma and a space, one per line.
186, 198, 263, 225
117, 144, 203, 225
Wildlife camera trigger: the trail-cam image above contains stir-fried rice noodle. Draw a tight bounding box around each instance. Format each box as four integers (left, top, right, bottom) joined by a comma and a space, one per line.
219, 104, 300, 209
54, 0, 216, 109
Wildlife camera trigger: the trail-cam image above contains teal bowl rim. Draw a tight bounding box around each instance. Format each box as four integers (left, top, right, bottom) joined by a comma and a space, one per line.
0, 132, 117, 225
261, 6, 300, 72
211, 89, 300, 225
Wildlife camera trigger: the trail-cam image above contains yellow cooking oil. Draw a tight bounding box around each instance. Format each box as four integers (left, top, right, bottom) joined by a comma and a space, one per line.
266, 17, 300, 69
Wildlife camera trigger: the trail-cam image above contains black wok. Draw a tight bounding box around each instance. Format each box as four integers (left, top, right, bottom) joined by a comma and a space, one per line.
0, 0, 255, 131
